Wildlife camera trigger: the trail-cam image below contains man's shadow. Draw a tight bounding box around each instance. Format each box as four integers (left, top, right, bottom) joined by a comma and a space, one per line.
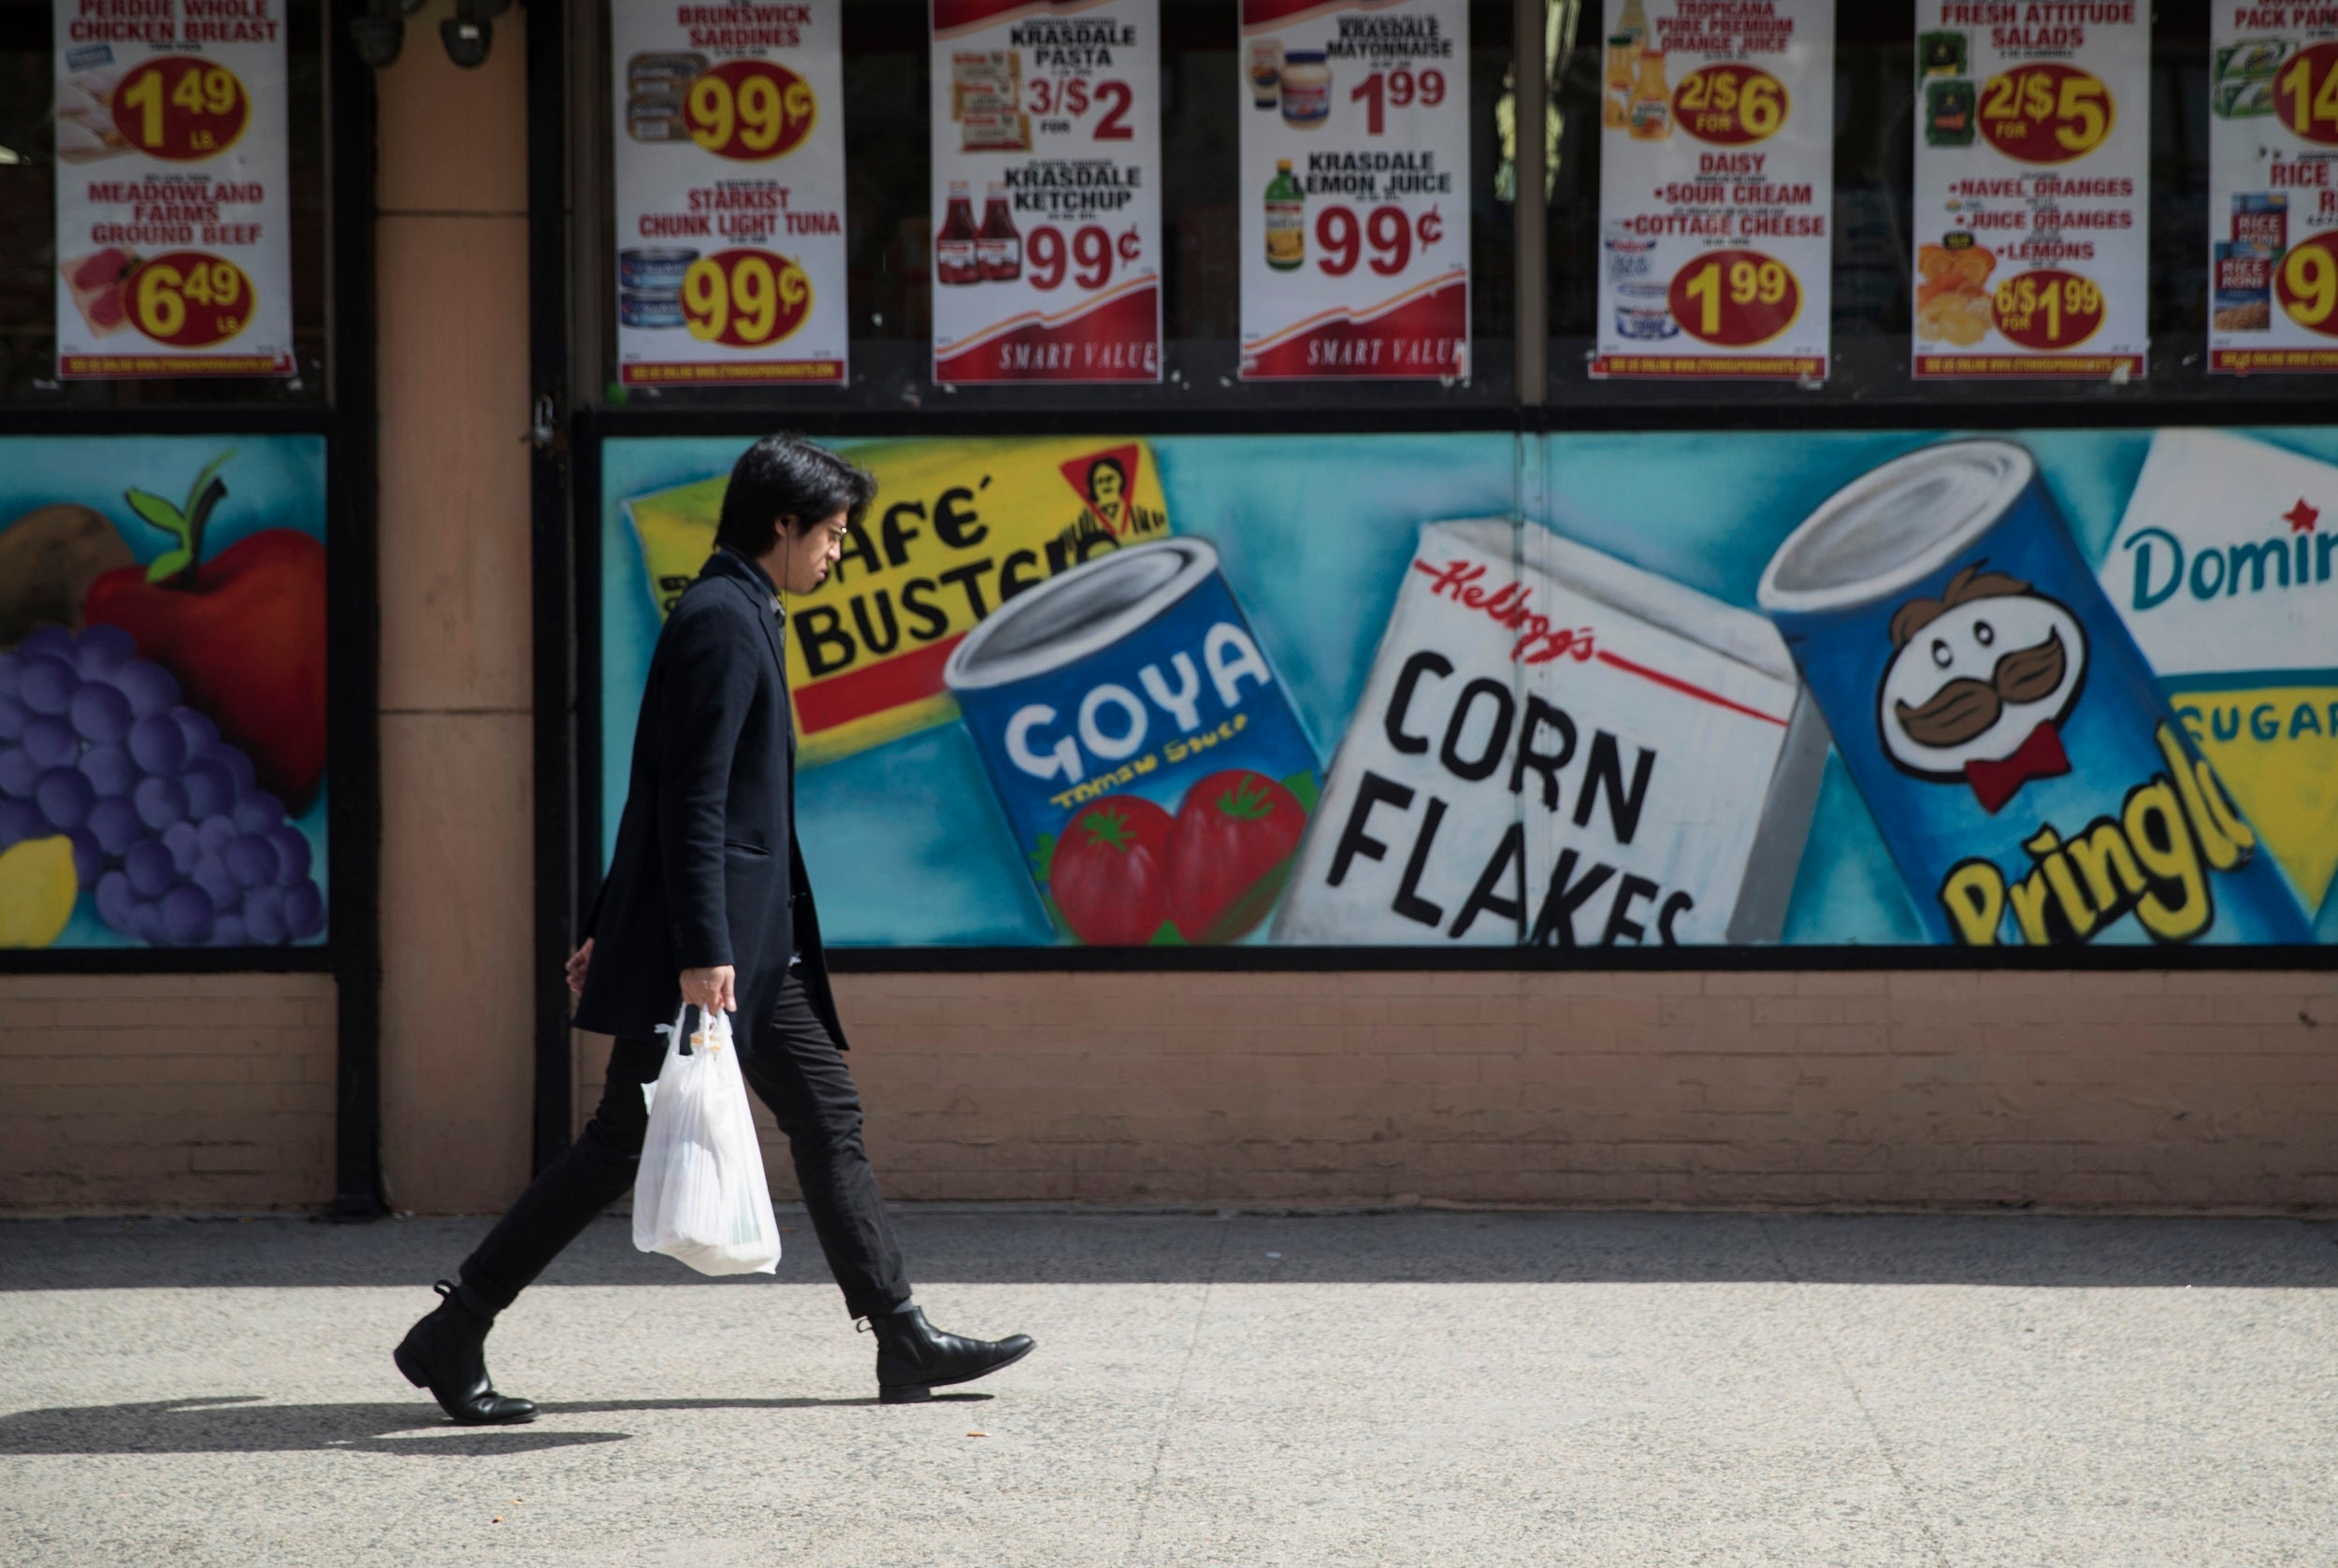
0, 1391, 993, 1458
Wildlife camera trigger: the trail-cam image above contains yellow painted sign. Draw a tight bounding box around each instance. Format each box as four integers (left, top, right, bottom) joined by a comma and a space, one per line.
2175, 686, 2338, 912
622, 436, 1172, 765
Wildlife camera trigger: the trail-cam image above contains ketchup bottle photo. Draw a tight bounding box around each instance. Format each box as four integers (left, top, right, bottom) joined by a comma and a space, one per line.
937, 179, 981, 286
976, 181, 1022, 282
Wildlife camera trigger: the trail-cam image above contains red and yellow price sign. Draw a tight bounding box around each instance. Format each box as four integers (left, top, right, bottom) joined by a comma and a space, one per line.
1668, 249, 1799, 347
1990, 268, 2105, 350
1979, 63, 2114, 164
2276, 41, 2338, 148
681, 249, 813, 348
125, 252, 254, 348
685, 60, 817, 161
110, 56, 250, 162
1674, 64, 1788, 146
2275, 232, 2338, 337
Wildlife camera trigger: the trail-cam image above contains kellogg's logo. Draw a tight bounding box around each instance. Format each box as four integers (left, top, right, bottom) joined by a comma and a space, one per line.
1412, 557, 1598, 666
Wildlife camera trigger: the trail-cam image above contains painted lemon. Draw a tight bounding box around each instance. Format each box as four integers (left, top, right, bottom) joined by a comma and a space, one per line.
0, 835, 78, 948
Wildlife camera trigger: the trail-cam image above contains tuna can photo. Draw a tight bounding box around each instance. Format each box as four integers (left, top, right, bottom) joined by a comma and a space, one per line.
1757, 439, 2313, 947
619, 248, 699, 292
619, 292, 687, 330
944, 539, 1320, 946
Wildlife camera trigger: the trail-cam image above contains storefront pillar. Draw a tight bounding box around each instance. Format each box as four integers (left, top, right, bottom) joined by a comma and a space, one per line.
372, 0, 536, 1213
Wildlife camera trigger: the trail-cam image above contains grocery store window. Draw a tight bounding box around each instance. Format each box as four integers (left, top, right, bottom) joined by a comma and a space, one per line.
0, 0, 331, 406
585, 0, 1523, 412
1544, 0, 2282, 414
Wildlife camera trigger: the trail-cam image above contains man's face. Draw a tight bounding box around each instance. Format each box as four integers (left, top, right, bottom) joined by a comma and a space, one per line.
779, 508, 850, 594
1090, 465, 1124, 512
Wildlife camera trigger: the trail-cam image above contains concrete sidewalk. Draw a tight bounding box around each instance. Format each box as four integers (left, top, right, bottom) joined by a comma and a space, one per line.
1, 1210, 2332, 1567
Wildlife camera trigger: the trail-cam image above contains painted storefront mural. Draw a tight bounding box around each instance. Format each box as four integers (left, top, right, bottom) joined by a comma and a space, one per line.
601, 428, 2338, 949
0, 436, 328, 950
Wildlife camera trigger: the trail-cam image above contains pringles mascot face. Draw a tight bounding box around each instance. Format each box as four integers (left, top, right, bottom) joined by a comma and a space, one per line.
1878, 565, 2088, 814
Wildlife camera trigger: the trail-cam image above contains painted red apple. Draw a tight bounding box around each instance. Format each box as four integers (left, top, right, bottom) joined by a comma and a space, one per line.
82, 451, 326, 810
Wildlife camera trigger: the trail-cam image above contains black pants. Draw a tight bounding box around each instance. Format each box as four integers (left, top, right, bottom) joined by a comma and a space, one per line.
458, 971, 912, 1321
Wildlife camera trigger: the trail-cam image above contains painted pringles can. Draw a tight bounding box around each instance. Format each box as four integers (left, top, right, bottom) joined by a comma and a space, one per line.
1757, 439, 2312, 946
944, 539, 1320, 946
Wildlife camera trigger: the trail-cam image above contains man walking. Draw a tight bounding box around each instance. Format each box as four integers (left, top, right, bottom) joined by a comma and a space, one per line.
394, 435, 1033, 1424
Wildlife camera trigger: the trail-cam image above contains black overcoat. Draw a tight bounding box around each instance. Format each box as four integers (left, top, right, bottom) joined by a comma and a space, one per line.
573, 549, 847, 1055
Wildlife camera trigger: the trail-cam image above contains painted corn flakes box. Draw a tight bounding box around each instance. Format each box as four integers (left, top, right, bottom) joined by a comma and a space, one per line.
622, 436, 1172, 764
1273, 519, 1826, 946
1758, 439, 2314, 946
943, 539, 1319, 946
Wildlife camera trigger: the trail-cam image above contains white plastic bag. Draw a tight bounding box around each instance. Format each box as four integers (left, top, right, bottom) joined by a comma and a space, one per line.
632, 1004, 781, 1276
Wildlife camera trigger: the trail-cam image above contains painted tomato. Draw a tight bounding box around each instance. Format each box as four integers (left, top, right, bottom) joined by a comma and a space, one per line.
1047, 795, 1174, 945
1165, 770, 1308, 943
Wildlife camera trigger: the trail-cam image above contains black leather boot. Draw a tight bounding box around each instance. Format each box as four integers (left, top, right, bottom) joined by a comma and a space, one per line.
868, 1306, 1035, 1404
394, 1279, 538, 1426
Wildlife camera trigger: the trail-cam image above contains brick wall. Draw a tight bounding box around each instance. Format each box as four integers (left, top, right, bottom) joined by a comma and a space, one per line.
579, 969, 2338, 1213
0, 974, 336, 1211
2, 964, 2324, 1216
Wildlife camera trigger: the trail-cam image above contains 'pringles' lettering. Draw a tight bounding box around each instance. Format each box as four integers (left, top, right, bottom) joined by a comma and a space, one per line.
1937, 722, 2258, 944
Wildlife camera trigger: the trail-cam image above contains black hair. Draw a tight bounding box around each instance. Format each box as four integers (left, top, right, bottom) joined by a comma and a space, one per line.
1084, 455, 1128, 499
713, 434, 876, 558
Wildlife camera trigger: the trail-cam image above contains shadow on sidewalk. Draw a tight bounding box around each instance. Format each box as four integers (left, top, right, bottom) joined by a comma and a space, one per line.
4, 1211, 2334, 1292
0, 1390, 987, 1456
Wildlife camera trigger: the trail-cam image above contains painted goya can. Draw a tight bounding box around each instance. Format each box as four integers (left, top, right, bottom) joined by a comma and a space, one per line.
944, 539, 1320, 946
1756, 439, 2313, 947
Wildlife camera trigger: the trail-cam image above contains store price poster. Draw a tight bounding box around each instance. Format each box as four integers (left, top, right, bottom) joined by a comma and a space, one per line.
2207, 7, 2338, 372
930, 0, 1162, 384
1237, 0, 1470, 381
52, 0, 294, 380
1911, 3, 2149, 380
1592, 0, 1834, 381
611, 0, 848, 387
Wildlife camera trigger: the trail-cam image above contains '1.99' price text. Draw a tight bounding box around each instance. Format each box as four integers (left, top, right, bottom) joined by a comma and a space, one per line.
1669, 251, 1800, 347
1349, 68, 1447, 136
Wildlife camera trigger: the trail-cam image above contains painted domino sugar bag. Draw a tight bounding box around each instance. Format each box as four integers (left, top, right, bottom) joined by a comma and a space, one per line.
2101, 430, 2338, 919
